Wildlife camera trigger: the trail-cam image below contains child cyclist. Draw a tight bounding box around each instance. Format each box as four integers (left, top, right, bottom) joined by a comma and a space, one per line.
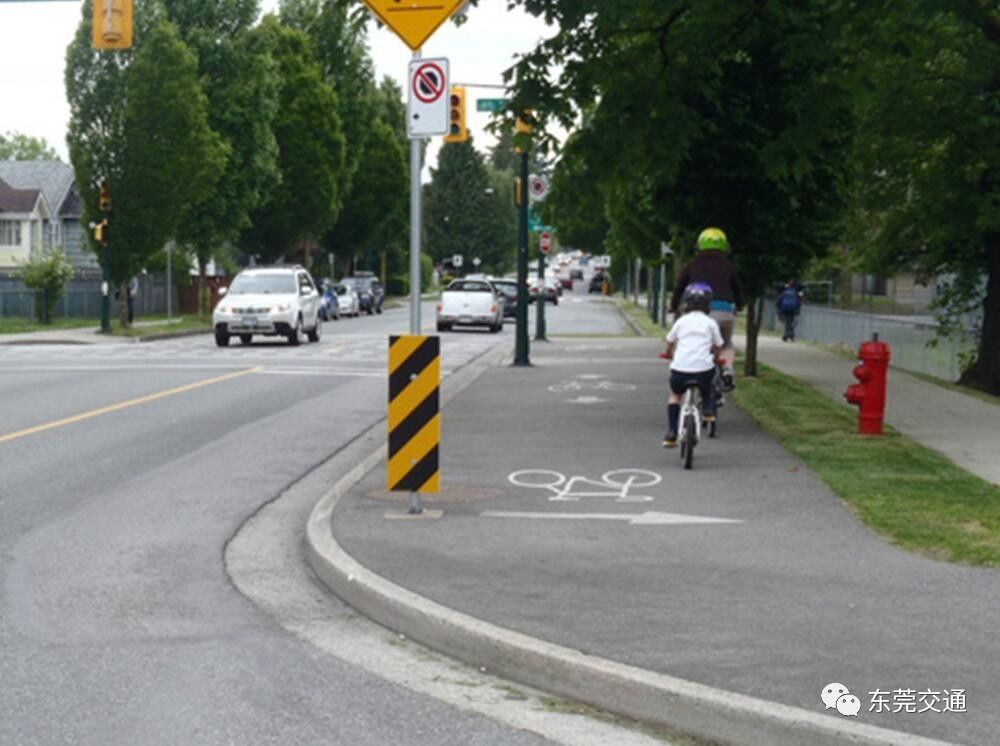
662, 282, 723, 448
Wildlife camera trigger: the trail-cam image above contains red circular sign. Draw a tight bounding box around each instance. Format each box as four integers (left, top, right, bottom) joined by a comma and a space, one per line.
540, 231, 552, 254
412, 62, 446, 104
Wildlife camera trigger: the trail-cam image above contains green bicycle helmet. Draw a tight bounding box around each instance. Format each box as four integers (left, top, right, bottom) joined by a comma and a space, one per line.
697, 227, 729, 252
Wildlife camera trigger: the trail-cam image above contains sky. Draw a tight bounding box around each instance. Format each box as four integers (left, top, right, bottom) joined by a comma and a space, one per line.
0, 0, 553, 172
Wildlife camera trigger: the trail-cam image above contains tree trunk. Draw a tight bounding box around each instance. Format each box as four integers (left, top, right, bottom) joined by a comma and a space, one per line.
958, 232, 1000, 394
198, 256, 208, 318
743, 296, 763, 377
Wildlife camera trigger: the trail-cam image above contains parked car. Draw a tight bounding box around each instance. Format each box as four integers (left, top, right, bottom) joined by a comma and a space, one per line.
529, 276, 559, 305
589, 272, 607, 294
332, 283, 360, 317
318, 284, 340, 321
437, 279, 503, 332
342, 272, 384, 314
213, 265, 321, 346
489, 278, 519, 318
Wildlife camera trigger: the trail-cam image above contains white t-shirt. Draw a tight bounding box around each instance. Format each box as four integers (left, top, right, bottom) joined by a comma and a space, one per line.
666, 311, 723, 373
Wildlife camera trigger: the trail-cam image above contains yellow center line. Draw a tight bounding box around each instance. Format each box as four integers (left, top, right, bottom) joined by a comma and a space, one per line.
0, 367, 262, 445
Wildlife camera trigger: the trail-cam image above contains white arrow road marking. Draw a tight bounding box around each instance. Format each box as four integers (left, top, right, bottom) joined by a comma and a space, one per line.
480, 511, 743, 526
567, 396, 606, 404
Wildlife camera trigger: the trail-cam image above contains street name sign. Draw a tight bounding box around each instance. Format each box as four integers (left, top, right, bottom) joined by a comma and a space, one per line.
476, 98, 507, 113
364, 0, 465, 51
407, 58, 449, 138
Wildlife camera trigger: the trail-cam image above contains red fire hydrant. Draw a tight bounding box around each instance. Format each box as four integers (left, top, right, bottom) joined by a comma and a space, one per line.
844, 334, 891, 435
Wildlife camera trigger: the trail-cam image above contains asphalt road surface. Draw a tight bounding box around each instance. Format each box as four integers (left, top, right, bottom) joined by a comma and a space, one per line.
0, 286, 671, 746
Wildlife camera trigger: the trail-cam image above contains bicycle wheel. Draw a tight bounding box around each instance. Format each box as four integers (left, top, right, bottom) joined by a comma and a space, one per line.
683, 414, 696, 469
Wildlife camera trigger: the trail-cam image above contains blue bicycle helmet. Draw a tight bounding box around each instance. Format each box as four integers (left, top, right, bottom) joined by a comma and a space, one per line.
682, 282, 713, 313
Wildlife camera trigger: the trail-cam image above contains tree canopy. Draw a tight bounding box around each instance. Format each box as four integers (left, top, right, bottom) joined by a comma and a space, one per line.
0, 132, 59, 161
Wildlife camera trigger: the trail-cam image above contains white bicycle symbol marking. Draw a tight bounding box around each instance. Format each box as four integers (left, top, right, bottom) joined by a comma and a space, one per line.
547, 379, 636, 393
508, 469, 661, 502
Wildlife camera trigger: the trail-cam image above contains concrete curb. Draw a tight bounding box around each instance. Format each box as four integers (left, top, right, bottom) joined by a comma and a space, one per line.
304, 343, 955, 746
614, 299, 647, 337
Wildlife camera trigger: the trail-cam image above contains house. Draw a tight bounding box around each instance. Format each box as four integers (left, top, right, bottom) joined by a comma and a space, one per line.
0, 160, 95, 272
0, 177, 49, 269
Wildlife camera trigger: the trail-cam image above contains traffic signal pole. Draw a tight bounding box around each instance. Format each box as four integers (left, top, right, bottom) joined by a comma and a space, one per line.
535, 246, 547, 341
513, 149, 530, 366
101, 238, 111, 333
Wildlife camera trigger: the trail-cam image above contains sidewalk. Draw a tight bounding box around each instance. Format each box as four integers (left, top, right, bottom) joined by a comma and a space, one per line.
0, 320, 209, 346
749, 335, 999, 486
0, 325, 112, 345
307, 337, 993, 746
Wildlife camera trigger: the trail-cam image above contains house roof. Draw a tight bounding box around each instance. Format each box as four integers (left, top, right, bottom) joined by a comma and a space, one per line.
0, 160, 77, 218
0, 177, 43, 214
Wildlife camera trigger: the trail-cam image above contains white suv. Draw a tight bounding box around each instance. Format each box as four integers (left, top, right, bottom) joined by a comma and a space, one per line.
212, 266, 322, 347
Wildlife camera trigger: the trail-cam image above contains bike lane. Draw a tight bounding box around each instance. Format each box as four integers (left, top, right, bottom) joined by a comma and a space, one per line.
328, 337, 996, 745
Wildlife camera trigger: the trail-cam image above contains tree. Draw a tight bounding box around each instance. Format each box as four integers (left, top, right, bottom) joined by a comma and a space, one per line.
541, 135, 609, 253
502, 1, 856, 374
279, 0, 375, 187
16, 249, 75, 324
848, 1, 1000, 393
241, 18, 346, 263
66, 7, 227, 285
424, 140, 510, 275
323, 77, 409, 280
0, 132, 59, 161
164, 0, 282, 311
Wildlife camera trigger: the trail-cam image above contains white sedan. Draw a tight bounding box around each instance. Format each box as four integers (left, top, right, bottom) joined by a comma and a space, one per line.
332, 283, 360, 317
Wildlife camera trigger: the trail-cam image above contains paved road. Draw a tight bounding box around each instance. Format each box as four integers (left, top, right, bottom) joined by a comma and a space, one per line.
2, 287, 672, 746
0, 302, 527, 746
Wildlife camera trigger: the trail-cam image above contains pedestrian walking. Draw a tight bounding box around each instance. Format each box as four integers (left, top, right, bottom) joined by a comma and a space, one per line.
777, 280, 804, 341
127, 275, 139, 326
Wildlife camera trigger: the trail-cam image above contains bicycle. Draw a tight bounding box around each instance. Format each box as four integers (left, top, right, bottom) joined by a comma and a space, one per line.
660, 354, 724, 468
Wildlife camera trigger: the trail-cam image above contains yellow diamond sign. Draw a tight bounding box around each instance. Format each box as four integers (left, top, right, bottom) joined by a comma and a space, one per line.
364, 0, 466, 51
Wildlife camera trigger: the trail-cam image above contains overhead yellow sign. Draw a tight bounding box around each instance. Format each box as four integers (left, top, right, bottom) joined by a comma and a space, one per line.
364, 0, 465, 51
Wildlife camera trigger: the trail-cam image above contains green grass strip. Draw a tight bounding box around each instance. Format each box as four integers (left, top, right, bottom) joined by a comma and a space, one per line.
615, 298, 667, 338
0, 317, 98, 334
732, 363, 1000, 566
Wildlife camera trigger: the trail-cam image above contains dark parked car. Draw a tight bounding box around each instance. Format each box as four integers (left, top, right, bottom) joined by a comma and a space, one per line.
589, 272, 607, 294
342, 273, 384, 314
489, 278, 519, 318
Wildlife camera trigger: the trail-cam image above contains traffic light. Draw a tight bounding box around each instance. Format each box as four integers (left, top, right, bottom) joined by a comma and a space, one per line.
99, 182, 112, 212
93, 219, 109, 244
443, 86, 468, 143
93, 0, 133, 50
515, 111, 535, 135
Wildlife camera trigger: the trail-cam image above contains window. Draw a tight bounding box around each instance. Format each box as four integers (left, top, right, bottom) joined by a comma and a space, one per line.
0, 220, 22, 247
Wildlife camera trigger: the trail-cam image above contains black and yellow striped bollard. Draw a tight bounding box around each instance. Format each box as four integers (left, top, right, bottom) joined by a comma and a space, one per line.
388, 335, 441, 513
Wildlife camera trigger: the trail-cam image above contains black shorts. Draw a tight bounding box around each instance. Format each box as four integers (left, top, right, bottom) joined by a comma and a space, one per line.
669, 368, 715, 398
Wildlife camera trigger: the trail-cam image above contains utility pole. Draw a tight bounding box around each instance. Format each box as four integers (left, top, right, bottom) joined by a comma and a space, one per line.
535, 240, 547, 341
513, 114, 532, 366
97, 181, 112, 333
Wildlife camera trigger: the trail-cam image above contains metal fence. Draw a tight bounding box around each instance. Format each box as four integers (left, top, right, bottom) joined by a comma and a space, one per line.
0, 274, 179, 321
762, 300, 977, 382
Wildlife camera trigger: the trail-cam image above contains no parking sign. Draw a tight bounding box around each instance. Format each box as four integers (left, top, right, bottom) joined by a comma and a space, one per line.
407, 58, 449, 138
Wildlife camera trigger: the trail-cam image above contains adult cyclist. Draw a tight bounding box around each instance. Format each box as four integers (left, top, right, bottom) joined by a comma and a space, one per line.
669, 227, 743, 390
